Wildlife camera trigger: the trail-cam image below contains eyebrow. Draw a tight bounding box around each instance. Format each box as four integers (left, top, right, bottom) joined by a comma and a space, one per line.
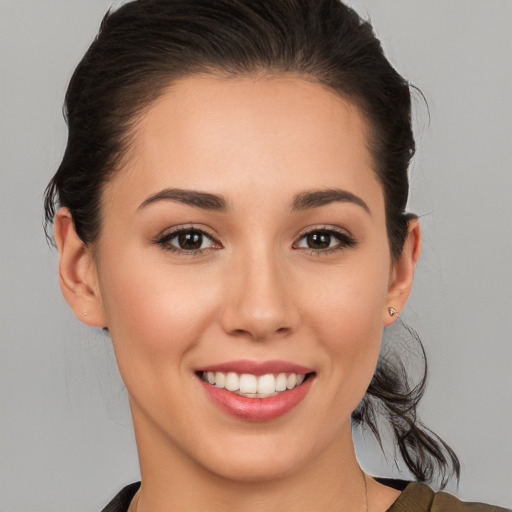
138, 186, 370, 215
291, 188, 371, 215
138, 188, 228, 211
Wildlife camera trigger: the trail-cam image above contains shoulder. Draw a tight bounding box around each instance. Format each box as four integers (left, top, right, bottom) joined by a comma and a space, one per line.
386, 482, 510, 512
431, 489, 510, 512
100, 480, 510, 512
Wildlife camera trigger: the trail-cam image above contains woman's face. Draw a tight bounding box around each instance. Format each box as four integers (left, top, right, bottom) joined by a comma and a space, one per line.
74, 75, 414, 481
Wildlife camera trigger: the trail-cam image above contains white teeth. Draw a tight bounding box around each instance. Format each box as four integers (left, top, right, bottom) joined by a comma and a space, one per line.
286, 373, 297, 390
225, 372, 239, 391
215, 371, 226, 389
275, 373, 287, 392
201, 371, 308, 397
257, 374, 276, 394
239, 374, 258, 394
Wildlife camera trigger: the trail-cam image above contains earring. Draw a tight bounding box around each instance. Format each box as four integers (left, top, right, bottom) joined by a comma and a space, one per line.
388, 307, 398, 317
83, 311, 88, 317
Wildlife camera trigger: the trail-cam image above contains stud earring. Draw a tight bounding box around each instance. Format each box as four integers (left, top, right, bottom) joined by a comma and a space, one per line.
388, 307, 398, 317
83, 311, 88, 317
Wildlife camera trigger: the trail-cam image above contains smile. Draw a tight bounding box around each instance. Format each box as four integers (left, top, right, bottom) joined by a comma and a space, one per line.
200, 371, 306, 398
196, 360, 315, 421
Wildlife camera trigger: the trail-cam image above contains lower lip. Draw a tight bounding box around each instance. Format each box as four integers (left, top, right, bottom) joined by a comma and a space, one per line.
198, 375, 315, 421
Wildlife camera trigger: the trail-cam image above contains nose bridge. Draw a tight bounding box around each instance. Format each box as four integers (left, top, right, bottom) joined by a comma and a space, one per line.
221, 240, 298, 340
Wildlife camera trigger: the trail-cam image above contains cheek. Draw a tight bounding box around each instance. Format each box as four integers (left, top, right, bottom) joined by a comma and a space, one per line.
96, 247, 220, 373
298, 252, 389, 391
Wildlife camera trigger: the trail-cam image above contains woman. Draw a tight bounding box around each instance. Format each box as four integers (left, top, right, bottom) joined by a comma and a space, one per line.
43, 0, 508, 510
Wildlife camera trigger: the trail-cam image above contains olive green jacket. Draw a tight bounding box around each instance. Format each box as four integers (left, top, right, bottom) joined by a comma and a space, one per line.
387, 482, 510, 512
101, 481, 510, 511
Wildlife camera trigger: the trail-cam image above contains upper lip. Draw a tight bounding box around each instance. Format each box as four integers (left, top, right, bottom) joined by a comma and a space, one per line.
197, 359, 314, 376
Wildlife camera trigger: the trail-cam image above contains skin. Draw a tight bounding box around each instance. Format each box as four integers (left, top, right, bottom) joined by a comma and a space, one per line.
55, 75, 420, 512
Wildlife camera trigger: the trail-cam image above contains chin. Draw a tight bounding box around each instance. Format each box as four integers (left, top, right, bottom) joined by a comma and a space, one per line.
190, 419, 343, 485
201, 445, 309, 483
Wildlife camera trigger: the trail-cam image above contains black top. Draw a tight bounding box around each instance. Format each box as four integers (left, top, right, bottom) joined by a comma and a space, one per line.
100, 480, 510, 512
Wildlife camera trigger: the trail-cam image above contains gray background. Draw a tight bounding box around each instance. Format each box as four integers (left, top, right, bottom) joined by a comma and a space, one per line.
1, 0, 511, 510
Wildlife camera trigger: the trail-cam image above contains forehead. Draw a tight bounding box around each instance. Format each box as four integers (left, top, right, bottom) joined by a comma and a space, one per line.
106, 74, 383, 214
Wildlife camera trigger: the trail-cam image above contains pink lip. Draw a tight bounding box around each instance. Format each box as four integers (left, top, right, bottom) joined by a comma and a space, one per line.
196, 360, 316, 421
199, 377, 314, 421
197, 359, 314, 376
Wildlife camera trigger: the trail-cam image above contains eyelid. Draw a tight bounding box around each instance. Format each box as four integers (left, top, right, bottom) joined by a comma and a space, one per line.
151, 223, 356, 256
152, 224, 222, 255
294, 224, 354, 241
292, 225, 358, 253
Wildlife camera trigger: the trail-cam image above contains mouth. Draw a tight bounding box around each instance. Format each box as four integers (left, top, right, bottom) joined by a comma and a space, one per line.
195, 360, 316, 421
199, 370, 311, 398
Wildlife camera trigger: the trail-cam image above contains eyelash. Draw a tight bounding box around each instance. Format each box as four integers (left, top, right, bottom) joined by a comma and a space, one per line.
153, 226, 357, 256
293, 227, 357, 256
153, 226, 221, 256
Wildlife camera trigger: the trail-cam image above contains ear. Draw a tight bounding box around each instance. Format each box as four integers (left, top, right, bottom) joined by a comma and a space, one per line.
383, 217, 421, 326
54, 207, 107, 327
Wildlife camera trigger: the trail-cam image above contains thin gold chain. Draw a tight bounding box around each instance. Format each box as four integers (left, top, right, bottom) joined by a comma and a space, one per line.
362, 470, 369, 512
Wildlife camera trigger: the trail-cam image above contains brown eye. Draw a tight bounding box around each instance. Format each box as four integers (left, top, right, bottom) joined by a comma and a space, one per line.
156, 228, 217, 253
305, 232, 331, 249
177, 231, 204, 250
295, 228, 356, 253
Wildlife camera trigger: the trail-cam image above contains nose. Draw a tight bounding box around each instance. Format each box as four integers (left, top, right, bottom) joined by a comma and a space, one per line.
220, 248, 299, 341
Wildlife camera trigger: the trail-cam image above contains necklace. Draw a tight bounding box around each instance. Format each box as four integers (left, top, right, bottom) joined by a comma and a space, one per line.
362, 470, 369, 512
129, 471, 369, 512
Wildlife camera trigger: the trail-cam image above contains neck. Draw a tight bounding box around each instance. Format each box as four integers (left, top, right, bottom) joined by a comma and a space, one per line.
131, 410, 368, 512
